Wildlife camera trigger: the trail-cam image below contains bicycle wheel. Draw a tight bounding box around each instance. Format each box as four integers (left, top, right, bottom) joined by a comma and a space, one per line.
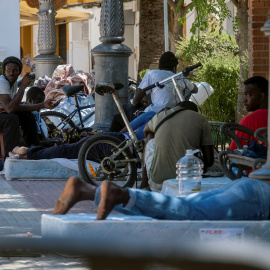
78, 134, 137, 187
41, 111, 76, 131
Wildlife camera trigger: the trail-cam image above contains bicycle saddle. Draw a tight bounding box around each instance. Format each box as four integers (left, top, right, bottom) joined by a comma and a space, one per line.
63, 85, 84, 97
95, 82, 124, 96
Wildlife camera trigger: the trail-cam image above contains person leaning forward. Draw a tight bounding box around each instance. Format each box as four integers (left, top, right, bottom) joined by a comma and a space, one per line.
141, 101, 214, 191
0, 56, 59, 158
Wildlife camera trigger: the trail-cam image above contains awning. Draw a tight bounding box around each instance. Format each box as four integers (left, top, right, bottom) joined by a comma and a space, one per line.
20, 1, 91, 27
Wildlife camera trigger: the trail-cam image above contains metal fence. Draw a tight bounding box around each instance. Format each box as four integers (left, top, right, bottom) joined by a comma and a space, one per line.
209, 121, 232, 151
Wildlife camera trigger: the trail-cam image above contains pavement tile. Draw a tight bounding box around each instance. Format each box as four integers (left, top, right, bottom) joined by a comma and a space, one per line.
0, 175, 96, 269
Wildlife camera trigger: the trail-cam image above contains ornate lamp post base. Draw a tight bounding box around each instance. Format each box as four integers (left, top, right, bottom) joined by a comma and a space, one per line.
34, 54, 63, 79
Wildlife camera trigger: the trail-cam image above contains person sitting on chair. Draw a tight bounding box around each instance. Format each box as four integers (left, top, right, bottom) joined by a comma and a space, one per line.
230, 76, 268, 150
109, 51, 198, 132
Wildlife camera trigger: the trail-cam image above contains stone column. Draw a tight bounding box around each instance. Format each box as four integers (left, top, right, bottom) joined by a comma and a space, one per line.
91, 0, 133, 130
34, 0, 63, 78
249, 19, 270, 181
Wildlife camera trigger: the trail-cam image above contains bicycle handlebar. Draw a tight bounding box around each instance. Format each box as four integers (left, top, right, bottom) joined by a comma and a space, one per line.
141, 63, 202, 92
183, 63, 202, 74
141, 82, 163, 92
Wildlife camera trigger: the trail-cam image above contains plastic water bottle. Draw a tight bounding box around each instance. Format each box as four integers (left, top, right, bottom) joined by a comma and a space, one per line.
176, 149, 204, 197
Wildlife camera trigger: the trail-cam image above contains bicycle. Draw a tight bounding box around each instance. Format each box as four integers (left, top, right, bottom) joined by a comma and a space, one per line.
78, 63, 202, 187
40, 77, 139, 133
128, 76, 139, 101
40, 84, 95, 133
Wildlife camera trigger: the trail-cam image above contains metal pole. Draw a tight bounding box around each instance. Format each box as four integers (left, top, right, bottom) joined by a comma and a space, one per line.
111, 92, 138, 143
91, 0, 133, 130
164, 0, 169, 51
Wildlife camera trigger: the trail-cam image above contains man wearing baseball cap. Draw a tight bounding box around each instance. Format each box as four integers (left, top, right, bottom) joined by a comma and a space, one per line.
0, 56, 58, 159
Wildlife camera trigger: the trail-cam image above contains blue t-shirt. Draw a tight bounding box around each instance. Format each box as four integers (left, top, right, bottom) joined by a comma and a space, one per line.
124, 111, 156, 140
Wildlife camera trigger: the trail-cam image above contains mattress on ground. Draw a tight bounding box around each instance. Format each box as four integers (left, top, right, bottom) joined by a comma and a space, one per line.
42, 213, 270, 243
4, 158, 83, 180
161, 176, 232, 196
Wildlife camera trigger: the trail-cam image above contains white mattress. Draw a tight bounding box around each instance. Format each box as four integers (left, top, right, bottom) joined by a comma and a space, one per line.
42, 213, 270, 243
4, 158, 82, 180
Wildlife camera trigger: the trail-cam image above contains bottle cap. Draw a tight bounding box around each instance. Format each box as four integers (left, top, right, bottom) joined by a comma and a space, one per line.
186, 149, 200, 155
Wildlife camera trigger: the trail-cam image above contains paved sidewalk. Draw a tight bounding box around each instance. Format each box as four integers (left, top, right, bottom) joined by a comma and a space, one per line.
0, 175, 98, 236
0, 175, 97, 269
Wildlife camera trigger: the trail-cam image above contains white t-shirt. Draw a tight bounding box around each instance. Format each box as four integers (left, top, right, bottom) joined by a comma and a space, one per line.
138, 70, 195, 113
0, 75, 18, 112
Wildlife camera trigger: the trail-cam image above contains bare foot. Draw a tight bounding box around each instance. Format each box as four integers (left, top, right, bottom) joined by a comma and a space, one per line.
8, 152, 27, 159
12, 146, 28, 155
97, 180, 130, 220
17, 146, 27, 155
54, 176, 96, 215
12, 146, 21, 154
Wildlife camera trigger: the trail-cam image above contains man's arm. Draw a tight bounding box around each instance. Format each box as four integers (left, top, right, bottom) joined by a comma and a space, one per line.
143, 123, 154, 141
132, 88, 146, 108
0, 74, 31, 113
201, 145, 214, 172
18, 99, 60, 111
191, 83, 198, 94
0, 94, 59, 113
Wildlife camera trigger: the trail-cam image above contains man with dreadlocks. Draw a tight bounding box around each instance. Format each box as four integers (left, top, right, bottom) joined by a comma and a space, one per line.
110, 51, 198, 132
0, 56, 58, 158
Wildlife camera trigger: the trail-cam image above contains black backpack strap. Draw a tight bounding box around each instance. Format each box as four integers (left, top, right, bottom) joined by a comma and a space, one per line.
155, 108, 185, 134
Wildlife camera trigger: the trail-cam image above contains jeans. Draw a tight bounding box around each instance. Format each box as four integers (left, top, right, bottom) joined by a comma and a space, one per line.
94, 178, 270, 220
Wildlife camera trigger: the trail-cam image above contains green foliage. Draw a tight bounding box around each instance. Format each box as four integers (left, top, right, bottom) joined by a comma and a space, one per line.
177, 0, 237, 35
139, 69, 150, 80
176, 32, 240, 122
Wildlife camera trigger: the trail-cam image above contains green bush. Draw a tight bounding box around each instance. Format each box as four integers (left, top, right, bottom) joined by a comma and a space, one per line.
139, 69, 150, 80
176, 33, 240, 122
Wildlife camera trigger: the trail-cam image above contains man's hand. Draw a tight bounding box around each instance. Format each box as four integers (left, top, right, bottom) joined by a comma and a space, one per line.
20, 73, 32, 89
44, 99, 61, 110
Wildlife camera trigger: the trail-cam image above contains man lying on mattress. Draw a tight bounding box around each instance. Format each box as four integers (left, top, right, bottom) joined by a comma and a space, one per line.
8, 110, 156, 161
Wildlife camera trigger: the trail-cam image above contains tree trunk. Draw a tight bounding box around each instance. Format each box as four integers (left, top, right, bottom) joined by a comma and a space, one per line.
138, 0, 165, 77
167, 0, 185, 54
235, 0, 249, 122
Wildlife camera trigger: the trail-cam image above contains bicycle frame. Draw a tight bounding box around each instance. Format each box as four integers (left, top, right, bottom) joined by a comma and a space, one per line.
111, 91, 144, 160
98, 63, 201, 167
100, 138, 142, 173
159, 71, 186, 101
84, 63, 202, 183
59, 103, 95, 129
141, 63, 201, 99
